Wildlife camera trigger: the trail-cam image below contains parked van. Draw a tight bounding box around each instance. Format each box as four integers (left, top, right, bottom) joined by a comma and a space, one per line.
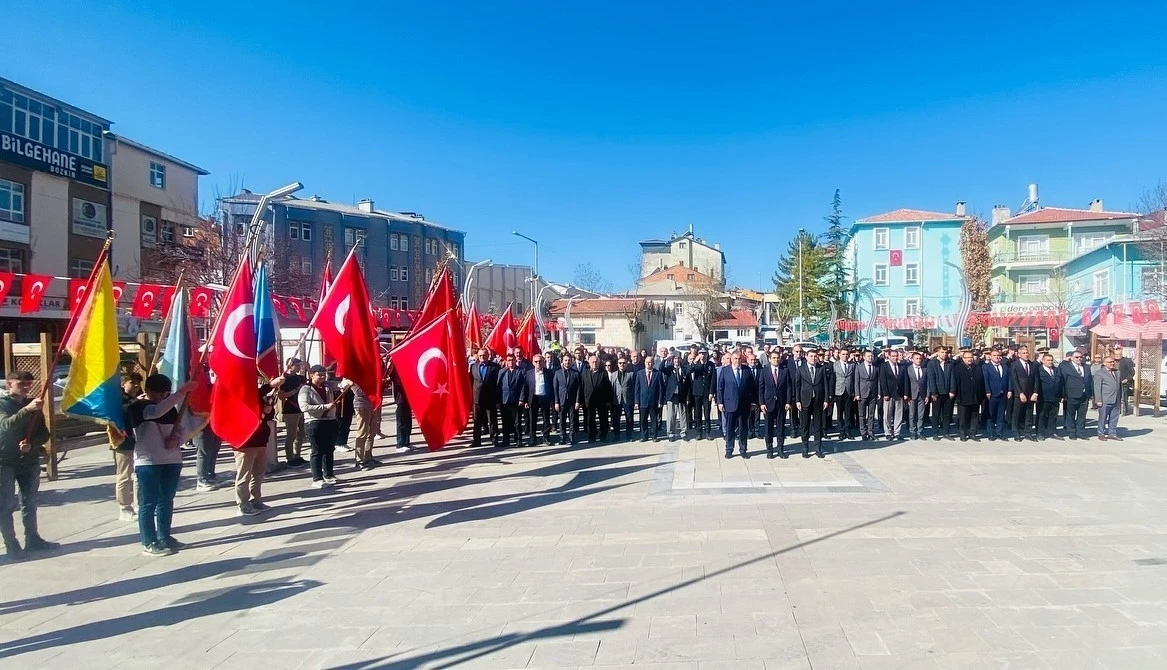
871, 336, 910, 351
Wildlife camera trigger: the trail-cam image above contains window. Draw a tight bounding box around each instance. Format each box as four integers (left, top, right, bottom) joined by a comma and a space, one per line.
904, 298, 920, 317
0, 95, 102, 161
400, 235, 409, 252
399, 297, 408, 310
70, 257, 95, 278
873, 264, 889, 286
344, 227, 365, 248
0, 247, 25, 273
289, 222, 311, 241
182, 225, 194, 237
687, 273, 695, 280
1017, 235, 1049, 258
673, 303, 684, 316
874, 228, 890, 250
0, 179, 25, 224
737, 329, 749, 337
578, 330, 597, 346
666, 273, 675, 280
1073, 233, 1111, 256
300, 258, 312, 274
390, 267, 399, 281
390, 233, 399, 251
400, 267, 408, 282
1019, 274, 1048, 295
449, 242, 456, 257
874, 299, 890, 318
904, 263, 919, 286
390, 296, 400, 309
160, 221, 175, 243
149, 162, 165, 189
905, 226, 920, 249
234, 222, 246, 236
679, 241, 687, 249
1092, 270, 1110, 298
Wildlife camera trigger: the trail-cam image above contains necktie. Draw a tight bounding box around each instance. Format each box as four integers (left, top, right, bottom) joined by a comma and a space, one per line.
773, 368, 778, 385
735, 368, 740, 384
810, 367, 815, 383
916, 367, 921, 381
1024, 362, 1029, 375
995, 365, 1001, 378
1075, 365, 1082, 376
866, 364, 871, 376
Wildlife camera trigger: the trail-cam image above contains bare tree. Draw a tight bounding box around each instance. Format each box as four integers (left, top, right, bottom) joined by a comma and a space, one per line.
573, 262, 613, 294
685, 286, 730, 343
1135, 182, 1167, 303
1042, 268, 1087, 332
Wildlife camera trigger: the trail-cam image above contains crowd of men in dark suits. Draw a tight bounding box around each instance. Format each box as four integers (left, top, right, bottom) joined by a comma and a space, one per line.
464, 339, 1138, 459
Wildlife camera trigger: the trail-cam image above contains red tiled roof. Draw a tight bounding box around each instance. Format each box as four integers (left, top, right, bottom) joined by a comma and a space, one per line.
857, 208, 964, 223
710, 310, 758, 328
1003, 207, 1139, 225
639, 263, 717, 286
1138, 210, 1166, 230
548, 298, 649, 316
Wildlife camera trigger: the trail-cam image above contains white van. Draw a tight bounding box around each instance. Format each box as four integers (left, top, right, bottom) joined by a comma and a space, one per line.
871, 336, 910, 351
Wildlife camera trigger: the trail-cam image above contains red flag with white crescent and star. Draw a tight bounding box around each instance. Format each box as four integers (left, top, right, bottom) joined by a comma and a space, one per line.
311, 250, 383, 407
466, 302, 484, 352
515, 309, 541, 359
19, 274, 52, 314
318, 257, 335, 367
207, 258, 262, 446
889, 249, 903, 267
411, 266, 457, 334
131, 284, 161, 319
68, 279, 89, 312
389, 307, 471, 450
189, 286, 215, 317
483, 304, 518, 358
0, 272, 14, 306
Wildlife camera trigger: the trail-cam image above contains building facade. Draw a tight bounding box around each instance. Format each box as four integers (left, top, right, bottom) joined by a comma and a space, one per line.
639, 227, 726, 281
547, 298, 674, 351
849, 205, 969, 340
467, 261, 537, 316
630, 263, 728, 341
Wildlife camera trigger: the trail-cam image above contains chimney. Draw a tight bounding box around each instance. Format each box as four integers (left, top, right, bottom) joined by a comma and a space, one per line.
357, 199, 374, 213
955, 201, 967, 217
1089, 198, 1103, 212
991, 205, 1011, 225
714, 242, 720, 250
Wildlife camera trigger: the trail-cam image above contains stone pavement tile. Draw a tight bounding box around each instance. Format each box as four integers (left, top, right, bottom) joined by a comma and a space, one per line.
527, 639, 600, 666
1012, 625, 1102, 651
854, 653, 942, 669
211, 626, 380, 653
733, 633, 807, 661
593, 638, 638, 665
634, 637, 738, 663
1095, 646, 1167, 669
763, 659, 812, 670
970, 625, 1036, 652
842, 628, 890, 656
213, 650, 317, 669
650, 615, 697, 638
699, 660, 766, 670
1035, 588, 1128, 606
592, 663, 698, 670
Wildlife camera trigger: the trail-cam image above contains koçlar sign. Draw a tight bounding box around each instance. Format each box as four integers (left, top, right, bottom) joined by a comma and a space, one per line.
0, 130, 108, 189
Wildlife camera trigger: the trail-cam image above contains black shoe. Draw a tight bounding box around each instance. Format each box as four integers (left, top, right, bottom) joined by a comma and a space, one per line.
741, 451, 750, 459
3, 542, 24, 562
640, 437, 649, 442
767, 450, 776, 459
802, 451, 812, 459
816, 451, 825, 458
724, 452, 733, 459
960, 436, 968, 442
1014, 436, 1023, 442
24, 536, 60, 552
780, 451, 788, 459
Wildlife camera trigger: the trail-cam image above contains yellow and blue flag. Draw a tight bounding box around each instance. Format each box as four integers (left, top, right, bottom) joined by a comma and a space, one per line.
60, 254, 125, 433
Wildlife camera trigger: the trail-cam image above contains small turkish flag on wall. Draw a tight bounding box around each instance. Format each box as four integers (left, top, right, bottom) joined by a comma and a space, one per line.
889, 250, 903, 267
20, 274, 52, 314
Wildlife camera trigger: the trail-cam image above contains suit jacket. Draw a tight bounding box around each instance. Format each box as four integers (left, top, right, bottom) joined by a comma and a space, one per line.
716, 365, 755, 413
580, 368, 611, 407
497, 367, 527, 407
982, 362, 1010, 398
688, 361, 715, 398
1058, 360, 1093, 402
831, 360, 854, 397
852, 361, 880, 400
634, 367, 664, 407
662, 363, 689, 402
1036, 365, 1062, 401
794, 363, 830, 407
1093, 367, 1122, 405
525, 367, 554, 401
878, 361, 905, 398
610, 369, 636, 405
927, 358, 955, 396
757, 363, 792, 412
469, 360, 501, 406
1009, 359, 1039, 397
552, 367, 582, 407
952, 360, 985, 405
901, 365, 929, 400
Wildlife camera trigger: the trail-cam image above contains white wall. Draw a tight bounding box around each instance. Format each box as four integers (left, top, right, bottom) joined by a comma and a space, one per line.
110, 141, 200, 223
28, 172, 69, 276
111, 193, 141, 279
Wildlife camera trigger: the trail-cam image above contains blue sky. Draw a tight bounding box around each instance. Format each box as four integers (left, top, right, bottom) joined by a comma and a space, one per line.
7, 2, 1167, 289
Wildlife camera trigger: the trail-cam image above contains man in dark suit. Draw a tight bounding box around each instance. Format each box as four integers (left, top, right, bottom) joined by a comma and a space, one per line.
830, 349, 854, 440
851, 350, 880, 441
758, 350, 792, 458
952, 350, 984, 441
688, 351, 715, 439
982, 349, 1010, 440
1035, 352, 1062, 440
716, 351, 756, 458
794, 349, 830, 457
927, 347, 956, 440
1113, 344, 1136, 416
580, 355, 611, 443
902, 351, 930, 440
497, 353, 528, 446
523, 353, 554, 446
553, 353, 582, 445
1009, 346, 1040, 441
1058, 349, 1092, 440
634, 359, 664, 442
609, 357, 636, 442
469, 348, 501, 447
878, 349, 906, 440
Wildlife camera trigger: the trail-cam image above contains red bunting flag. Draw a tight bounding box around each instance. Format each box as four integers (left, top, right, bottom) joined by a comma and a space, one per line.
131, 284, 162, 319
112, 281, 127, 304
0, 272, 13, 305
189, 286, 215, 317
160, 286, 177, 319
208, 259, 262, 446
389, 308, 471, 450
311, 250, 383, 406
271, 294, 288, 318
68, 279, 89, 311
19, 274, 52, 314
287, 297, 305, 322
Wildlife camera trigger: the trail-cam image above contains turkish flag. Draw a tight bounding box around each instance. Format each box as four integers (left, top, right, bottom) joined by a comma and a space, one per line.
413, 266, 456, 333
189, 286, 215, 317
271, 295, 288, 318
0, 272, 14, 305
484, 307, 518, 358
318, 261, 335, 367
389, 308, 471, 450
112, 281, 127, 305
20, 274, 52, 314
160, 286, 179, 319
514, 310, 541, 359
208, 259, 262, 446
312, 252, 384, 407
287, 297, 305, 322
378, 307, 392, 329
466, 302, 484, 352
889, 250, 903, 267
131, 284, 161, 318
68, 279, 89, 312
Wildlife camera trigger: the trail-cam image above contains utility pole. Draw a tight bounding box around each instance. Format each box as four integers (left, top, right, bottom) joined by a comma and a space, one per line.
798, 228, 805, 341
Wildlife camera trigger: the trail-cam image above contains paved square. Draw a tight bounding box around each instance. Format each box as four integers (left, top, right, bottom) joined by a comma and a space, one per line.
2, 412, 1166, 669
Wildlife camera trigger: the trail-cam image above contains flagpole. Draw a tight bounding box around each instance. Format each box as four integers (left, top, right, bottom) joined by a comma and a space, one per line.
147, 269, 185, 374
291, 244, 359, 359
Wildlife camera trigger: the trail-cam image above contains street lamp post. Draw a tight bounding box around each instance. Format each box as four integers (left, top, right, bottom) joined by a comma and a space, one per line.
512, 231, 539, 312
797, 228, 805, 341
247, 182, 304, 263
462, 259, 492, 313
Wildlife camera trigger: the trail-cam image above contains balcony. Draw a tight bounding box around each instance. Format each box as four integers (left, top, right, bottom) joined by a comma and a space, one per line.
992, 250, 1070, 266
994, 292, 1052, 305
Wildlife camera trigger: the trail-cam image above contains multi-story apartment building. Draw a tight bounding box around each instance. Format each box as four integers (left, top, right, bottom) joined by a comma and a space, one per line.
638, 226, 726, 282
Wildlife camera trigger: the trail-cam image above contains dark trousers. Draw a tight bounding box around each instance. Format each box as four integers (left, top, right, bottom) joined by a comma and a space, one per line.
724, 408, 749, 454
639, 404, 661, 440
932, 395, 954, 437
692, 397, 712, 435
500, 404, 522, 445
610, 402, 633, 439
1064, 398, 1088, 438
135, 463, 181, 548
306, 419, 338, 481
194, 429, 222, 483
986, 396, 1007, 437
956, 404, 979, 438
584, 403, 608, 441
800, 401, 825, 451
472, 404, 498, 446
0, 462, 41, 547
763, 405, 787, 452
1012, 400, 1036, 437
858, 397, 879, 438
833, 394, 852, 438
395, 402, 413, 448
1036, 401, 1060, 437
528, 395, 552, 444
335, 408, 354, 447
556, 404, 578, 443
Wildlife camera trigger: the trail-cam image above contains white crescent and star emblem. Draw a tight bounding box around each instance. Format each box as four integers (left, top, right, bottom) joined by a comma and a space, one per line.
113, 286, 123, 301
417, 347, 449, 395
31, 281, 44, 296
335, 296, 351, 336
503, 328, 516, 348
140, 290, 155, 306
223, 304, 255, 359
194, 292, 209, 307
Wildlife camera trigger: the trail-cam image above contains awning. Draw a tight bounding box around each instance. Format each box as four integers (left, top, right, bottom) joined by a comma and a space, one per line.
1067, 297, 1112, 329
1091, 319, 1167, 339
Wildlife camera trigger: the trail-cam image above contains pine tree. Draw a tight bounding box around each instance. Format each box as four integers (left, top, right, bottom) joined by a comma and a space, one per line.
820, 189, 852, 317
772, 231, 832, 335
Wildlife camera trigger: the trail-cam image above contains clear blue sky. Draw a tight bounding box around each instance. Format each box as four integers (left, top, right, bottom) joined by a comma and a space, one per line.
8, 2, 1167, 289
